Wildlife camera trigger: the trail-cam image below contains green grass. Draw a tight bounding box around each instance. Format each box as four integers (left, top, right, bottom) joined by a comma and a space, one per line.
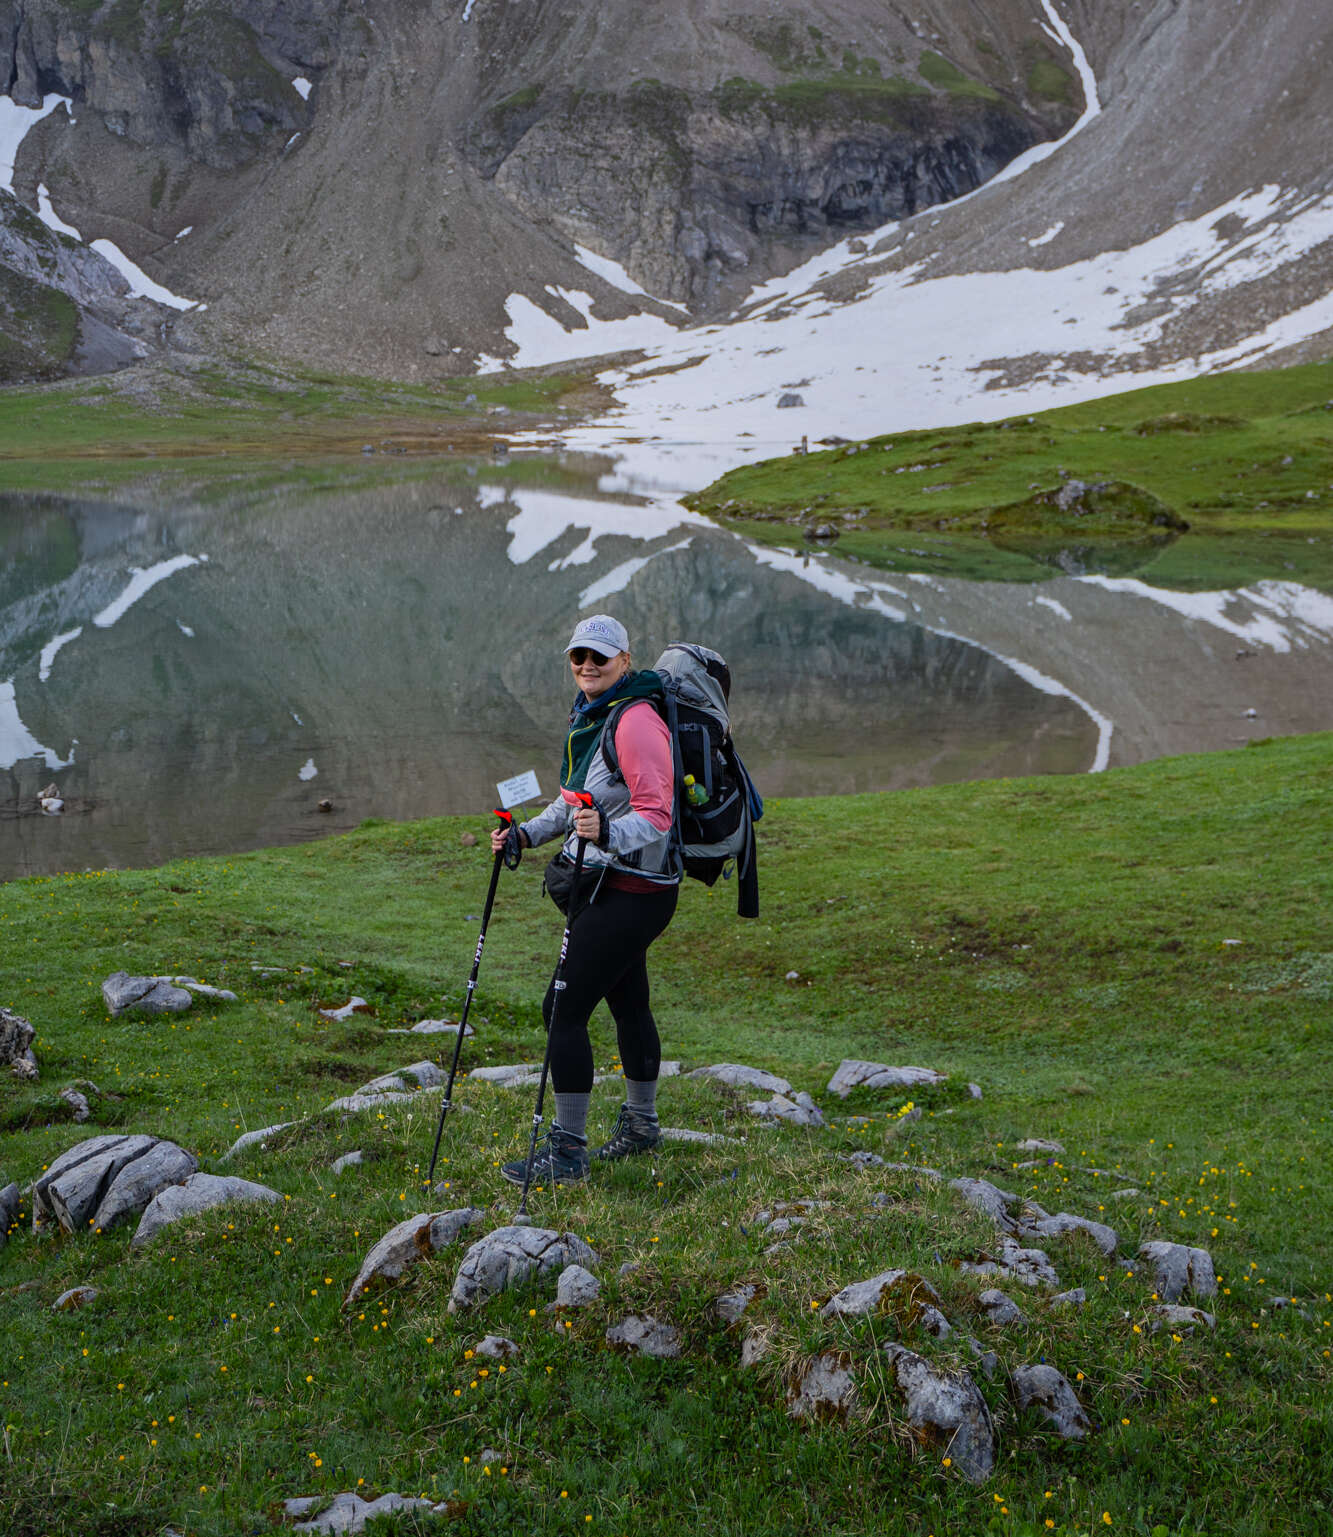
0, 358, 602, 463
918, 50, 1003, 102
3, 735, 1331, 1535
683, 361, 1333, 590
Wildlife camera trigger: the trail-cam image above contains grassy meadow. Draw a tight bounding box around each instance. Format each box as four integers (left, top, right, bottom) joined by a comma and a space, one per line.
684, 361, 1333, 590
2, 733, 1331, 1536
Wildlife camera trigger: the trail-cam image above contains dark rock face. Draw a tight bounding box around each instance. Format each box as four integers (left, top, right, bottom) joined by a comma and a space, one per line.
480, 83, 1062, 304
0, 0, 1079, 375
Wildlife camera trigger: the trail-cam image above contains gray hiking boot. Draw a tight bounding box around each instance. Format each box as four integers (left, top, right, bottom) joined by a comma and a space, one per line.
500, 1125, 590, 1187
593, 1104, 662, 1162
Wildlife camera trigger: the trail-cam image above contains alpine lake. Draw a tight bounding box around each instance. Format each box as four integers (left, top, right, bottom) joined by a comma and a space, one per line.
3, 447, 1331, 881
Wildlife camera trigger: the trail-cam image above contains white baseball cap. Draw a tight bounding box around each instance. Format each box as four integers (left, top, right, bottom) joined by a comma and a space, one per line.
565, 613, 629, 657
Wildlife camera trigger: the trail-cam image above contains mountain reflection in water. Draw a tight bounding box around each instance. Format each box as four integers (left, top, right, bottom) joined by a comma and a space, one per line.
3, 456, 1330, 881
0, 467, 1095, 878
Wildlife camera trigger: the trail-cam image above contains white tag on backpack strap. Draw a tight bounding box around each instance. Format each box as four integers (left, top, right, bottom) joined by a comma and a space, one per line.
496, 769, 541, 809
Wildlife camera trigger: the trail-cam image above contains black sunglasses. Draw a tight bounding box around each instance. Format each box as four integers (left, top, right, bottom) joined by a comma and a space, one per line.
568, 647, 614, 665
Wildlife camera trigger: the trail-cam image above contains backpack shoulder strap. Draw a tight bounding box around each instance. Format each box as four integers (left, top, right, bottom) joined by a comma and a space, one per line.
601, 695, 665, 781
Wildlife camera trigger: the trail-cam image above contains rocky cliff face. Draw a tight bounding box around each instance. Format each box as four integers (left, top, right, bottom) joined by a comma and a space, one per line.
0, 0, 1079, 376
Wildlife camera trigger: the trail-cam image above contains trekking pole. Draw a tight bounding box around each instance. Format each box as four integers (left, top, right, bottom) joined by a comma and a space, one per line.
513, 791, 592, 1224
424, 809, 519, 1189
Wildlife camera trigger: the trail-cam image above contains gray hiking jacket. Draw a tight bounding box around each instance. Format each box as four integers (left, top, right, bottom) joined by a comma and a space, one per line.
520, 700, 679, 885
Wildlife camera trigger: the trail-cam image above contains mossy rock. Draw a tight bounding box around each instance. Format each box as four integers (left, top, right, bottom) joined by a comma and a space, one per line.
986, 479, 1189, 577
1133, 411, 1249, 435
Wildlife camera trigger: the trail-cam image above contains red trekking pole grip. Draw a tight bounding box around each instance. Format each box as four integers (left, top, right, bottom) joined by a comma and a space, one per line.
492, 809, 513, 825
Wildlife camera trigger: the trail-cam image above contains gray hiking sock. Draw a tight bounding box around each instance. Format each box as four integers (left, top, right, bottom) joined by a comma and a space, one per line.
625, 1077, 659, 1123
552, 1092, 590, 1142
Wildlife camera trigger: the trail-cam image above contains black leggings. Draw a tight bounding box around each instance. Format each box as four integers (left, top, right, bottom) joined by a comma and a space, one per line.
543, 882, 679, 1093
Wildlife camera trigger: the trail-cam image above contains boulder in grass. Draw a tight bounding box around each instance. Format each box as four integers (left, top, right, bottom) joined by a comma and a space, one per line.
150, 976, 238, 1002
52, 1285, 99, 1311
746, 1091, 824, 1127
1149, 1303, 1216, 1334
93, 1141, 199, 1232
0, 1007, 36, 1067
344, 1208, 485, 1306
1010, 1363, 1091, 1438
1137, 1240, 1216, 1302
555, 1264, 601, 1308
1050, 1287, 1086, 1309
959, 1236, 1060, 1289
132, 1171, 282, 1247
1, 1181, 21, 1244
34, 1134, 179, 1235
605, 1314, 682, 1359
882, 1343, 995, 1483
324, 1090, 418, 1114
822, 1269, 942, 1322
1019, 1210, 1119, 1257
1014, 1138, 1065, 1154
787, 1353, 855, 1419
465, 1063, 543, 1088
950, 1177, 1019, 1231
715, 1285, 758, 1325
101, 972, 192, 1016
474, 1334, 520, 1359
221, 1122, 297, 1161
688, 1063, 793, 1095
977, 1289, 1026, 1327
288, 1491, 443, 1534
357, 1061, 444, 1096
448, 1226, 599, 1313
826, 1060, 947, 1097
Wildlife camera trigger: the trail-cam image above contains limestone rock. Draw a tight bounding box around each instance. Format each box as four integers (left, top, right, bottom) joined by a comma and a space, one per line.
1149, 1303, 1216, 1333
0, 1007, 36, 1065
93, 1141, 199, 1231
840, 1150, 884, 1168
317, 997, 372, 1021
822, 1269, 942, 1321
882, 1162, 944, 1180
787, 1353, 855, 1419
1010, 1363, 1090, 1438
288, 1491, 443, 1533
221, 1122, 297, 1161
324, 1091, 418, 1114
950, 1177, 1018, 1230
150, 976, 238, 1002
918, 1304, 953, 1339
960, 1236, 1060, 1288
358, 1061, 444, 1095
474, 1334, 520, 1359
882, 1343, 995, 1483
59, 1087, 90, 1122
1, 1181, 21, 1243
1014, 1138, 1065, 1154
329, 1151, 365, 1173
746, 1091, 824, 1127
466, 1063, 543, 1087
977, 1289, 1026, 1327
344, 1208, 485, 1305
132, 1171, 282, 1247
11, 1050, 38, 1080
715, 1284, 758, 1324
965, 1337, 999, 1377
659, 1127, 737, 1146
448, 1225, 598, 1312
555, 1263, 601, 1307
401, 1018, 474, 1036
36, 1134, 159, 1233
1138, 1240, 1216, 1302
827, 1060, 946, 1097
606, 1314, 682, 1358
52, 1285, 99, 1311
101, 972, 192, 1016
1050, 1287, 1086, 1308
1019, 1210, 1119, 1257
740, 1328, 772, 1368
689, 1063, 792, 1095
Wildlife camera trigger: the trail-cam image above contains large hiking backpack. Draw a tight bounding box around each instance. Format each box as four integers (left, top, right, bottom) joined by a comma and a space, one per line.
606, 643, 762, 918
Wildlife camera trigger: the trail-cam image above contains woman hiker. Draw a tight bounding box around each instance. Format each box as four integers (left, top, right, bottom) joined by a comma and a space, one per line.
490, 613, 680, 1184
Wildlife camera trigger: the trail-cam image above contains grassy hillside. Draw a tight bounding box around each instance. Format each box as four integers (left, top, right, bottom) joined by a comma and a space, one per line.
0, 357, 603, 466
684, 361, 1333, 590
2, 735, 1331, 1536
